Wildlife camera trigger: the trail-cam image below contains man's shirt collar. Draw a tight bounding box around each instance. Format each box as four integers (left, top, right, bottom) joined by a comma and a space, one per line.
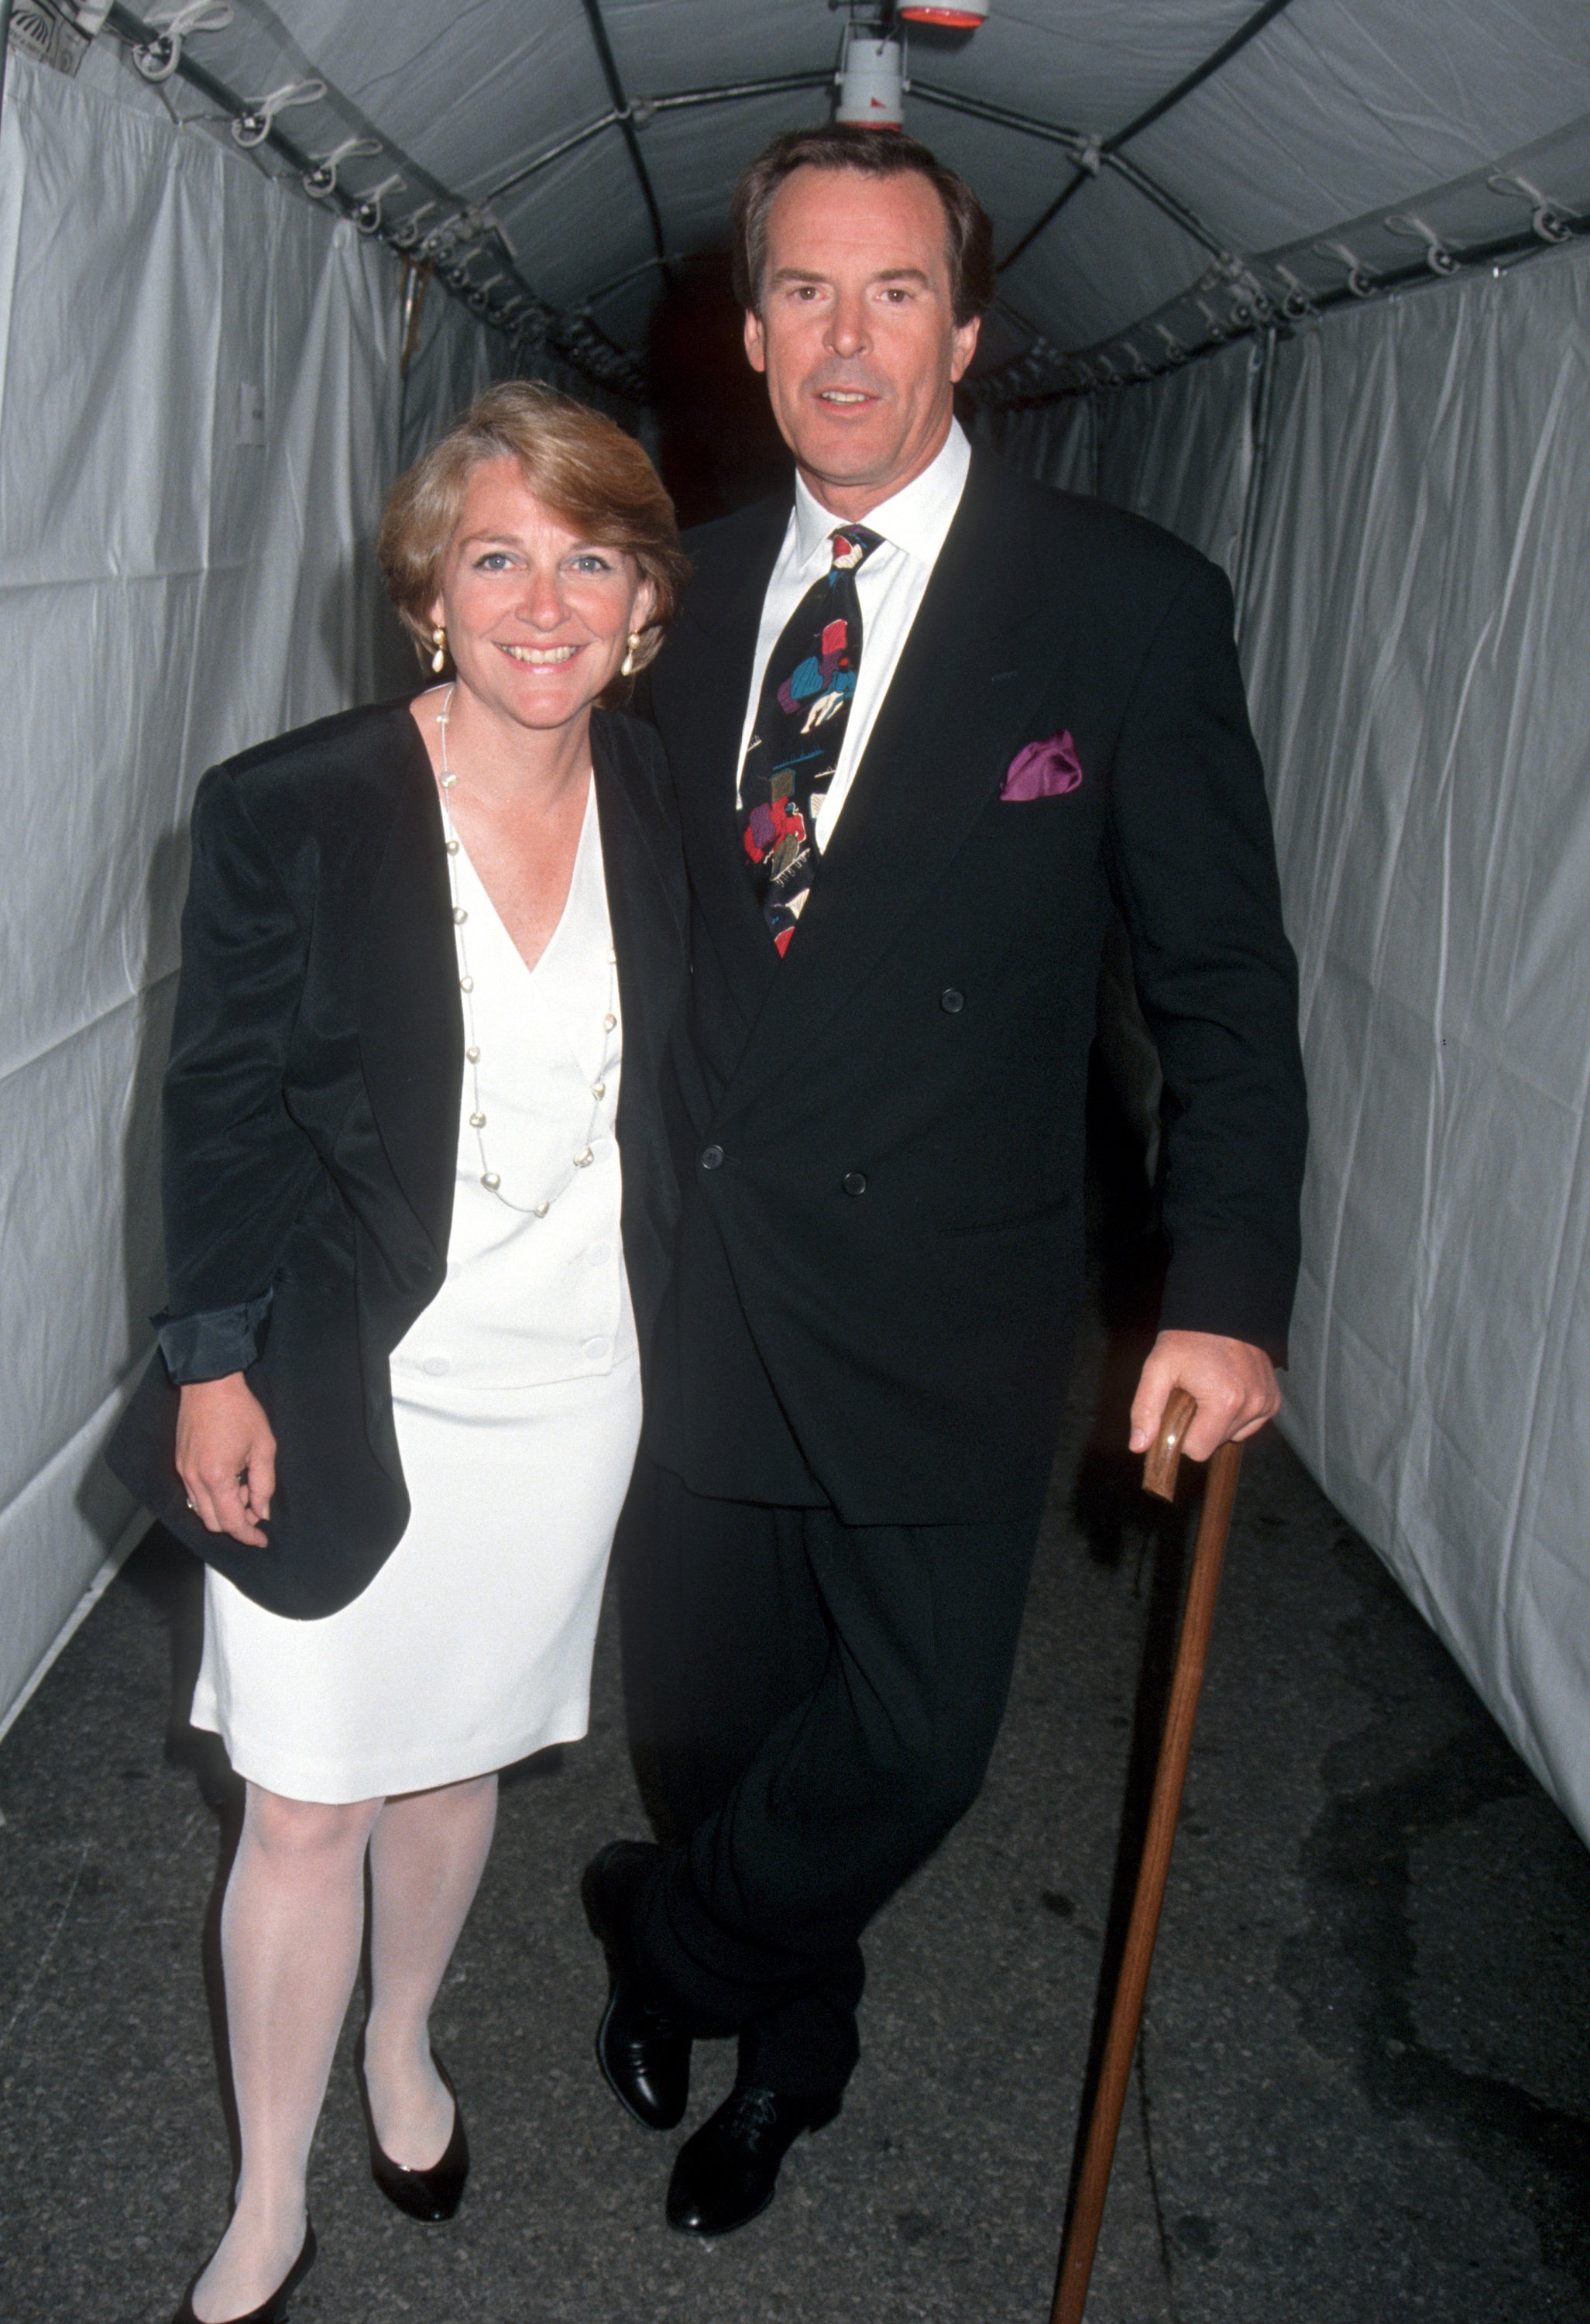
792, 417, 970, 572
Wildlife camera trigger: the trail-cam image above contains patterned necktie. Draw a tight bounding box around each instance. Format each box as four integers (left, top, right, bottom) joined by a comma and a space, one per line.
738, 524, 884, 954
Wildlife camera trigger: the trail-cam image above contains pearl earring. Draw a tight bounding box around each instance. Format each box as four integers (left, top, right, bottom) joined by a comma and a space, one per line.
431, 624, 447, 675
620, 631, 642, 679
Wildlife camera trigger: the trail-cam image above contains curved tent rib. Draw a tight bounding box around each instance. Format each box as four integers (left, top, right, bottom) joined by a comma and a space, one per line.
914, 81, 1230, 260
578, 0, 668, 273
997, 0, 1301, 273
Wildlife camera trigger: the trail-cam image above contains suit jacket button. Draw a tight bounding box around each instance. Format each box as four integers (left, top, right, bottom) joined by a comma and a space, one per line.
843, 1170, 867, 1196
701, 1144, 724, 1171
940, 988, 965, 1012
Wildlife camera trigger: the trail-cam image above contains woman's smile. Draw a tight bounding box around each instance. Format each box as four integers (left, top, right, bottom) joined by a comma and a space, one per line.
499, 641, 582, 665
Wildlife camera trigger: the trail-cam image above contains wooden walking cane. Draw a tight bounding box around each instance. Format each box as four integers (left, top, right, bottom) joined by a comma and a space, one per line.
1049, 1387, 1244, 2324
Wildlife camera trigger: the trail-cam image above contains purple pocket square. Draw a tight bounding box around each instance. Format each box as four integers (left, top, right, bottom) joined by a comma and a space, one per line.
1001, 731, 1084, 800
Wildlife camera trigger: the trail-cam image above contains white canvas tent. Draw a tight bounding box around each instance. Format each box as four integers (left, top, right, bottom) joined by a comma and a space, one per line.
2, 1, 1588, 1844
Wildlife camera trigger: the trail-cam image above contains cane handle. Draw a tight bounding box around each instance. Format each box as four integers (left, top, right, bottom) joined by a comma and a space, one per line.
1142, 1385, 1198, 1501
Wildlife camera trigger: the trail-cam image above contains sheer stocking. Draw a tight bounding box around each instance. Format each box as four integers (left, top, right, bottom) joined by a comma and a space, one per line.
189, 1772, 496, 2319
191, 1787, 380, 2323
362, 1773, 499, 2167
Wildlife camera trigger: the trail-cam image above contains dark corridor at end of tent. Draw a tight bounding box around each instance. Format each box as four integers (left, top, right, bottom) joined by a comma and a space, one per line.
645, 255, 792, 528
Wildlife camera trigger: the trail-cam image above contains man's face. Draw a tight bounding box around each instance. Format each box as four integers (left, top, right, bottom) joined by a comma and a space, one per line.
744, 166, 981, 511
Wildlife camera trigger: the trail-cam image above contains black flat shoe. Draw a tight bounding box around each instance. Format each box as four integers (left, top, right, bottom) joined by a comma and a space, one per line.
666, 2083, 841, 2237
354, 2035, 469, 2222
583, 1841, 692, 2133
170, 2217, 317, 2324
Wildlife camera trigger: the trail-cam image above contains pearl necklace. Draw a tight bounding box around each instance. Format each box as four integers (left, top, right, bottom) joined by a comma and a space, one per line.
435, 687, 620, 1219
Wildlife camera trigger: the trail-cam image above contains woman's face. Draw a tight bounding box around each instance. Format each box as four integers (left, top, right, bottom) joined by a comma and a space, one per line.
429, 456, 654, 733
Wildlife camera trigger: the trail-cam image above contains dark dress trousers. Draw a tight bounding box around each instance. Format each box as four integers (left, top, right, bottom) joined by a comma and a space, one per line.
108, 698, 685, 1621
621, 449, 1309, 2094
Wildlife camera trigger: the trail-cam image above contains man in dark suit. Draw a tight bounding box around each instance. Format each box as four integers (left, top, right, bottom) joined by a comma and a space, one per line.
586, 124, 1307, 2236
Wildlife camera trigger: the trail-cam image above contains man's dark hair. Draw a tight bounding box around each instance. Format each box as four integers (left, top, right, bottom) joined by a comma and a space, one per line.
730, 125, 995, 329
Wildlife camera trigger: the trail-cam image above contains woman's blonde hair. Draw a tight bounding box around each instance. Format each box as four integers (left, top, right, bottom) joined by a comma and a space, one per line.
377, 381, 689, 703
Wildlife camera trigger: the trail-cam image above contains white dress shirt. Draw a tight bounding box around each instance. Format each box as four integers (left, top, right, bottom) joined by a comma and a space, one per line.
735, 418, 971, 854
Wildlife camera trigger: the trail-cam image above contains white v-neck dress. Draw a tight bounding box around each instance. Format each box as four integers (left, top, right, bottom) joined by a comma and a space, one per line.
190, 786, 643, 1803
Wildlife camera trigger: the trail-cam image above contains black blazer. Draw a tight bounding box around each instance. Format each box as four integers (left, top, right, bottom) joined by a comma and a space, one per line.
108, 698, 686, 1618
640, 449, 1307, 1525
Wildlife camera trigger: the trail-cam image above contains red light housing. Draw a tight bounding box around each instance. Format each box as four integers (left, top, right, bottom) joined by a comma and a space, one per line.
899, 2, 988, 24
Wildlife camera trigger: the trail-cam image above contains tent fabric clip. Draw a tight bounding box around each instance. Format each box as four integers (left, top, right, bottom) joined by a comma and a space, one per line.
303, 136, 380, 200
231, 80, 327, 150
1222, 263, 1273, 331
1485, 172, 1575, 246
1272, 264, 1319, 321
1382, 213, 1458, 276
418, 211, 474, 261
354, 175, 406, 235
131, 1, 232, 84
387, 201, 438, 253
1313, 239, 1379, 297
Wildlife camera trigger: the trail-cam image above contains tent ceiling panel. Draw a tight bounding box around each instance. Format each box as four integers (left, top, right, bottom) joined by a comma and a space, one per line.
994, 150, 1221, 353
618, 85, 833, 266
88, 0, 1590, 391
243, 0, 603, 129
1128, 0, 1590, 253
921, 0, 1269, 134
595, 0, 837, 95
488, 142, 654, 311
266, 5, 613, 208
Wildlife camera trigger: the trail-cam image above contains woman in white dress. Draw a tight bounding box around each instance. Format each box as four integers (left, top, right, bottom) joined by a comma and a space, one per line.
109, 383, 689, 2323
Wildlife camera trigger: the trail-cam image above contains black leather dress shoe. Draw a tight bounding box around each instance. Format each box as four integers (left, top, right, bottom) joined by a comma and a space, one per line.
666, 2084, 841, 2236
354, 2036, 469, 2222
170, 2217, 317, 2323
582, 1840, 692, 2132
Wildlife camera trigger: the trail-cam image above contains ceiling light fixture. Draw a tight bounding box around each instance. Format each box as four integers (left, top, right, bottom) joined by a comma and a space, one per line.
835, 19, 906, 129
899, 1, 987, 25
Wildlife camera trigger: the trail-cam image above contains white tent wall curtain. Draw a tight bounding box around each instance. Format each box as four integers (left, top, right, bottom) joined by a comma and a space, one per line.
0, 51, 510, 1739
980, 239, 1590, 1843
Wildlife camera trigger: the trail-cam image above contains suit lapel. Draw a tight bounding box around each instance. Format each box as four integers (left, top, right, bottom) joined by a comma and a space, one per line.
591, 712, 674, 1125
716, 456, 1056, 1124
357, 704, 464, 1258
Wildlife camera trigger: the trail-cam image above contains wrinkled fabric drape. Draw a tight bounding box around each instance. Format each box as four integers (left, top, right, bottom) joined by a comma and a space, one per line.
981, 241, 1590, 1844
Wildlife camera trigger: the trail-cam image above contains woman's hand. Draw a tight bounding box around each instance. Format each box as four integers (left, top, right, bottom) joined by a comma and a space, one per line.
175, 1375, 276, 1546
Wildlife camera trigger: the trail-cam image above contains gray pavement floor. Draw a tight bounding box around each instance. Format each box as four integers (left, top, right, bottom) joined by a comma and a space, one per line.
3, 1310, 1589, 2324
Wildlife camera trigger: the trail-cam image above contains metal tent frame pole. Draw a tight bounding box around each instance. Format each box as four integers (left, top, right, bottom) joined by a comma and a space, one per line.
579, 0, 669, 277
997, 0, 1300, 275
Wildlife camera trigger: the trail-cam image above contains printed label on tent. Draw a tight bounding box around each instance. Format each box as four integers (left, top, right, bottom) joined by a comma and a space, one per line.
7, 1, 91, 77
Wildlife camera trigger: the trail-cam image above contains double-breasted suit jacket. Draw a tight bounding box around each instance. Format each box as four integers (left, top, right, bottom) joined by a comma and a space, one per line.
108, 699, 686, 1619
640, 450, 1308, 1524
